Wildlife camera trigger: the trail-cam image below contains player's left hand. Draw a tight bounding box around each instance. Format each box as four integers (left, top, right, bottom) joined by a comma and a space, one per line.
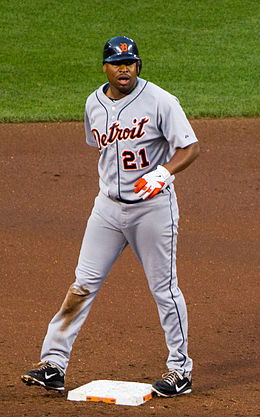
134, 165, 175, 200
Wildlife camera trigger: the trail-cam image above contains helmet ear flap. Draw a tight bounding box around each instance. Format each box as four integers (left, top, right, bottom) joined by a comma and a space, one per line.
137, 59, 142, 76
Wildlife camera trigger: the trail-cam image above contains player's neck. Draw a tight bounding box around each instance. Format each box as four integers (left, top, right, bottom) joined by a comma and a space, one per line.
106, 86, 127, 100
106, 81, 137, 100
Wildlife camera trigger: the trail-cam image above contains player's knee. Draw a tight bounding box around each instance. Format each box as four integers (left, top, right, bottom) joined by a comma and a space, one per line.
148, 280, 165, 297
60, 284, 89, 330
149, 280, 178, 304
151, 291, 166, 305
75, 265, 106, 292
70, 284, 90, 297
63, 284, 89, 307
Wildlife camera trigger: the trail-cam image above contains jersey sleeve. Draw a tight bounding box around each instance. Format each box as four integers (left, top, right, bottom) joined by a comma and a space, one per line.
158, 93, 198, 152
84, 100, 98, 147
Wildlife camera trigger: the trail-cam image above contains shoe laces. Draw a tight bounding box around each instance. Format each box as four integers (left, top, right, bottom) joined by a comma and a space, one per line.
162, 370, 183, 386
36, 361, 64, 376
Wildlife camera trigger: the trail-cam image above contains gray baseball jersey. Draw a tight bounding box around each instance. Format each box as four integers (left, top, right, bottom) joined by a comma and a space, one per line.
85, 77, 197, 201
40, 78, 198, 377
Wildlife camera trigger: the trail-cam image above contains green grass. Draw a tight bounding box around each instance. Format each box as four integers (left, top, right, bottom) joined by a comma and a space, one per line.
0, 0, 259, 121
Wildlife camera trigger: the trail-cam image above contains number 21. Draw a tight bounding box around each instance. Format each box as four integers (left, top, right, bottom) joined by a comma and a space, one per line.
121, 148, 150, 170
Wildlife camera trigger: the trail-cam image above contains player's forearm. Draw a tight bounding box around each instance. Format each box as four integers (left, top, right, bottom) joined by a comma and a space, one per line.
164, 142, 200, 175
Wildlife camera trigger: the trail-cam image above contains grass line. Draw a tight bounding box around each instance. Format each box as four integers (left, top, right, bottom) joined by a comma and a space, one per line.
0, 0, 259, 121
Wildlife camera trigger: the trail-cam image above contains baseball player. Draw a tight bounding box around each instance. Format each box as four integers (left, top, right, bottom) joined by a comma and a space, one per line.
21, 36, 199, 397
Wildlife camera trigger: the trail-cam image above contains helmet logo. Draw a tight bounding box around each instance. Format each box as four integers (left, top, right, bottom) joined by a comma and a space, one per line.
120, 42, 128, 52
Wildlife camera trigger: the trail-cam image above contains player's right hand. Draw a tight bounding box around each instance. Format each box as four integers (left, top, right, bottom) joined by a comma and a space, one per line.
134, 165, 175, 200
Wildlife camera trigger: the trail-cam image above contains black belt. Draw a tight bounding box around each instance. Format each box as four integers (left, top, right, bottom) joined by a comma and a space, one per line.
115, 197, 143, 204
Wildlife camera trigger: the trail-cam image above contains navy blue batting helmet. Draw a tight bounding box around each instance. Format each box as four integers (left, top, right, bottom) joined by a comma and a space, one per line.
103, 36, 142, 74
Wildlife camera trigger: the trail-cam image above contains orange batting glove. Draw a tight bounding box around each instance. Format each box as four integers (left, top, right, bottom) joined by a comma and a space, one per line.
134, 165, 175, 200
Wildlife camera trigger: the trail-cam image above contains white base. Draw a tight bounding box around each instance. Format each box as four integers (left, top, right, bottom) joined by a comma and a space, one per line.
67, 380, 154, 406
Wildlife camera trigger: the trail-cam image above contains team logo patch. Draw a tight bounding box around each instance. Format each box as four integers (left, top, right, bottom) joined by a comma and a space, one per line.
120, 42, 128, 52
92, 117, 149, 150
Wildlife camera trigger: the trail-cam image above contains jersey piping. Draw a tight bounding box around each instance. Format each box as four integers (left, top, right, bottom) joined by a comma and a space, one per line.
116, 81, 148, 202
117, 81, 148, 120
94, 82, 149, 203
168, 188, 187, 368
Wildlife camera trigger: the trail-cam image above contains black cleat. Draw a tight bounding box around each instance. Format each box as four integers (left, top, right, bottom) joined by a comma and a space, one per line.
21, 361, 65, 391
152, 369, 192, 397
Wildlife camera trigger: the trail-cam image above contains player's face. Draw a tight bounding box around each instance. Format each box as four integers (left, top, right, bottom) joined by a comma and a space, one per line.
103, 60, 138, 99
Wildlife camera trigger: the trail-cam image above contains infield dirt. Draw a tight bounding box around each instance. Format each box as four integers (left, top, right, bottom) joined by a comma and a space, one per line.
0, 119, 259, 416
